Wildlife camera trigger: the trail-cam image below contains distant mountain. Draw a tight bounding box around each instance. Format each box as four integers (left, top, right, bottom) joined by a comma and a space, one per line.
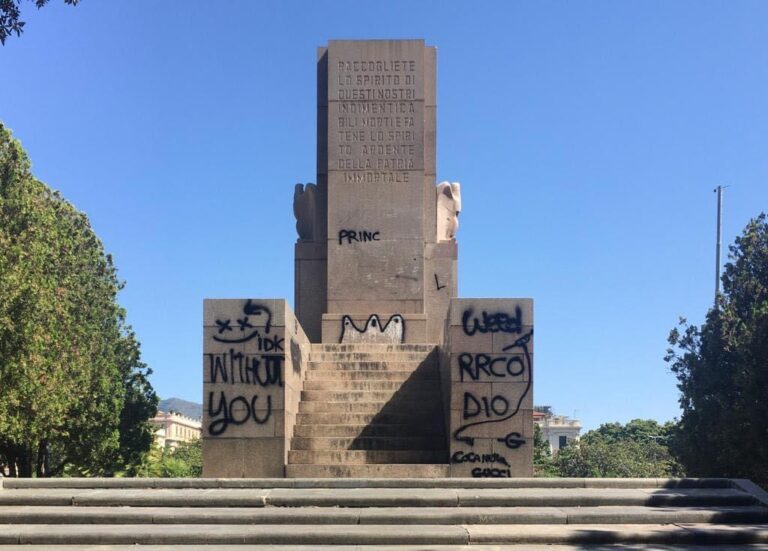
158, 397, 202, 420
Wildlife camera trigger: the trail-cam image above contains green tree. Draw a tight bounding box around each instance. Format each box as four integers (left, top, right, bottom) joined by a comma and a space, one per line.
554, 420, 684, 478
666, 213, 768, 487
0, 0, 79, 44
0, 123, 157, 476
135, 439, 202, 478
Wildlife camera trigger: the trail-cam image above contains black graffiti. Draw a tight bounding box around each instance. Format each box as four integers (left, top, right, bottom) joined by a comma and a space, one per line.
213, 327, 284, 349
214, 300, 273, 342
236, 317, 253, 331
207, 391, 272, 436
497, 431, 526, 450
340, 314, 405, 343
207, 351, 284, 386
461, 306, 523, 336
453, 330, 533, 449
338, 229, 380, 245
471, 467, 511, 478
458, 353, 525, 382
243, 300, 272, 333
434, 273, 446, 291
215, 319, 232, 333
450, 451, 510, 467
463, 393, 510, 419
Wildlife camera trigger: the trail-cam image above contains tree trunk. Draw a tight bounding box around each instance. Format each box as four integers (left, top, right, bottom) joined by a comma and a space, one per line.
36, 439, 49, 477
16, 445, 33, 478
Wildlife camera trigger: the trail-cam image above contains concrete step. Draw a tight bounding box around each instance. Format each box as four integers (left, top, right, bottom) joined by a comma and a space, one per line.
304, 369, 439, 381
312, 344, 437, 353
3, 545, 768, 551
0, 487, 754, 508
287, 450, 447, 465
308, 352, 434, 362
301, 389, 441, 402
303, 379, 439, 391
285, 464, 451, 478
298, 400, 441, 414
307, 360, 436, 372
290, 436, 447, 451
295, 411, 442, 425
0, 477, 737, 490
2, 505, 766, 525
293, 423, 438, 438
1, 523, 768, 545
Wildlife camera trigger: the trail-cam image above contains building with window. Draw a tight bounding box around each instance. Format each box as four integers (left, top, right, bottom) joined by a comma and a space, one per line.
150, 411, 201, 449
533, 406, 582, 454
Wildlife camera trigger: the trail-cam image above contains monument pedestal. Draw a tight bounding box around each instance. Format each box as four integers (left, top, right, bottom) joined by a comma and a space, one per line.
203, 40, 534, 478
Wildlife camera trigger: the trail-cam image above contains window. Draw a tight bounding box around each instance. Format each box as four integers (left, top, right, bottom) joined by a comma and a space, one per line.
558, 435, 568, 449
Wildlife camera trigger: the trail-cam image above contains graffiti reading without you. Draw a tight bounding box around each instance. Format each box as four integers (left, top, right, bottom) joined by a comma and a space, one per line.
206, 300, 283, 437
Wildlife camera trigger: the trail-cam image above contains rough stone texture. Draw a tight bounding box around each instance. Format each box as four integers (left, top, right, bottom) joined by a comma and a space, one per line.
321, 39, 438, 331
294, 242, 326, 343
202, 300, 309, 478
445, 298, 535, 478
424, 241, 457, 343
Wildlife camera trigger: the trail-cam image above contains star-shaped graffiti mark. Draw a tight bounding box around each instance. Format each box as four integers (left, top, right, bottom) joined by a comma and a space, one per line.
215, 319, 233, 334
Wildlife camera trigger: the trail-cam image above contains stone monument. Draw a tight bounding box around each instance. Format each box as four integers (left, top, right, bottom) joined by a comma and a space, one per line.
203, 40, 534, 478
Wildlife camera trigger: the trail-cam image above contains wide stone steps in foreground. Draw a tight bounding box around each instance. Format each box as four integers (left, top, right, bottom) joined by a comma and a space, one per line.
0, 478, 767, 548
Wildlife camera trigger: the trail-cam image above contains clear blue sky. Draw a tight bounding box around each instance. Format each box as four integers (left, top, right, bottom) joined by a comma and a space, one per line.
2, 1, 767, 431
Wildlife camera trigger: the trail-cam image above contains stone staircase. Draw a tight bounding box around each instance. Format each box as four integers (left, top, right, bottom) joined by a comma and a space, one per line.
287, 343, 449, 478
0, 477, 768, 548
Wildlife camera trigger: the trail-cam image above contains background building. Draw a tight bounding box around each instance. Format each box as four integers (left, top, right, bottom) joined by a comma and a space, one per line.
534, 406, 582, 453
150, 411, 201, 449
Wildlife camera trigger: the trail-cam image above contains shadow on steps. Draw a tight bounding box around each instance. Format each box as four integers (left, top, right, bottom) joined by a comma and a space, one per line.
349, 347, 448, 463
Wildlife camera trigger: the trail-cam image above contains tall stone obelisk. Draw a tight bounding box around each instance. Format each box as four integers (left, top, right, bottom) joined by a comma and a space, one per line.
296, 40, 456, 344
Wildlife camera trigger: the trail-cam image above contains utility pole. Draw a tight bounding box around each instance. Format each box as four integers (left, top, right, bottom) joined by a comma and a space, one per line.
714, 185, 725, 305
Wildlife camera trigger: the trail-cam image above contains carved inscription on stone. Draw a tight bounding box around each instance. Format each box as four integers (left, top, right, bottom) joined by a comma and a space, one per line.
328, 50, 425, 182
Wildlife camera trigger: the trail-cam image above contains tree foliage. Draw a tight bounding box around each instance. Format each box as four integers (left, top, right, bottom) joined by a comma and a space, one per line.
552, 419, 683, 478
0, 0, 78, 45
135, 439, 202, 478
0, 122, 157, 476
666, 213, 768, 487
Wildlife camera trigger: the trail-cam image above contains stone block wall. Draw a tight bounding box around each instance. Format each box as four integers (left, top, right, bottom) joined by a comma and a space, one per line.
443, 298, 534, 477
202, 299, 309, 477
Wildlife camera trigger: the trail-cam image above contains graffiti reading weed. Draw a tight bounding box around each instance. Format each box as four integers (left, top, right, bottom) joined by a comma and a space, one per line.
461, 306, 523, 336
